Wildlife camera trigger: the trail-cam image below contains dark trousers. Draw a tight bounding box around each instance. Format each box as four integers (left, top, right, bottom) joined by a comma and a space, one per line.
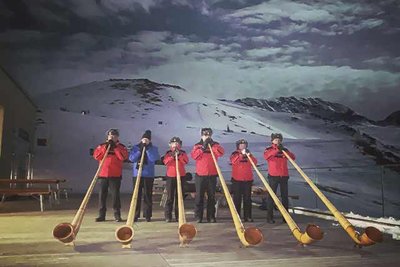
164, 178, 184, 220
133, 177, 154, 220
267, 175, 289, 219
98, 178, 121, 218
194, 175, 217, 220
231, 179, 253, 219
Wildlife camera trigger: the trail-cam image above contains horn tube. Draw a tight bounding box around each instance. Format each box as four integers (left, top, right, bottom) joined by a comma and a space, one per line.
115, 146, 146, 248
209, 144, 263, 247
247, 154, 323, 245
175, 153, 197, 246
53, 145, 111, 246
282, 150, 383, 247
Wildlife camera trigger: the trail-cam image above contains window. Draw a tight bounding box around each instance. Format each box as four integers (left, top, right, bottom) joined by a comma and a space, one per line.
37, 138, 47, 146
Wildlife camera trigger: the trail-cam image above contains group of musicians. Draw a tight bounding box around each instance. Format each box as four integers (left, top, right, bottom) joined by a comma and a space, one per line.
93, 128, 295, 224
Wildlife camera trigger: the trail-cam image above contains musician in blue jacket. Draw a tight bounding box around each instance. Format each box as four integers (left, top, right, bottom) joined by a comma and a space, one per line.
129, 130, 160, 222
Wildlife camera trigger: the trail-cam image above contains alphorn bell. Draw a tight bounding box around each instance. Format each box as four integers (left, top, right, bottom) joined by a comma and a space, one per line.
282, 150, 383, 247
115, 146, 146, 248
53, 144, 111, 246
247, 154, 323, 245
175, 152, 197, 246
208, 144, 263, 247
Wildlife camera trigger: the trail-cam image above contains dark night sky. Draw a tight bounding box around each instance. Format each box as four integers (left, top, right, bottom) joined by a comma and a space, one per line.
1, 0, 399, 120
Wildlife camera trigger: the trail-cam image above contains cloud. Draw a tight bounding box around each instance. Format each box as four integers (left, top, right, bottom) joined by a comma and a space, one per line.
222, 0, 387, 36
246, 46, 306, 59
1, 0, 399, 121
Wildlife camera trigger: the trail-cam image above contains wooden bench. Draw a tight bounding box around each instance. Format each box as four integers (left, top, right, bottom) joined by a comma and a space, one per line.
0, 179, 67, 202
0, 188, 54, 212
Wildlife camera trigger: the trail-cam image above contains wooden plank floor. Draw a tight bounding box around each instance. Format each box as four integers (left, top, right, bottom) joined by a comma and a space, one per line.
0, 194, 399, 266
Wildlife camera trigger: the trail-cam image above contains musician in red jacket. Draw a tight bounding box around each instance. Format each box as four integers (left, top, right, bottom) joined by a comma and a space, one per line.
93, 129, 129, 222
264, 133, 295, 224
191, 128, 224, 223
162, 136, 189, 222
230, 139, 257, 222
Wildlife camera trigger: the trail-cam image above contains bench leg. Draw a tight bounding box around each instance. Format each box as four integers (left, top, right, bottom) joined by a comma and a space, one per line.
40, 195, 44, 212
53, 191, 60, 204
48, 193, 53, 207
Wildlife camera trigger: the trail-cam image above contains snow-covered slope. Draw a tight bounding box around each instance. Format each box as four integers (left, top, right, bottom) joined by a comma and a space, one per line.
34, 79, 346, 143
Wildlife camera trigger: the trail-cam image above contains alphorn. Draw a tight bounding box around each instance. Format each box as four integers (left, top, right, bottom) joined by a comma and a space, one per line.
282, 150, 383, 247
175, 153, 197, 246
208, 144, 263, 247
247, 153, 323, 245
115, 146, 146, 248
53, 144, 111, 246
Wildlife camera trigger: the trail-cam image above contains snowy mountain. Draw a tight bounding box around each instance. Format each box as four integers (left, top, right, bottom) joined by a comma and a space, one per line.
234, 97, 372, 124
34, 78, 353, 143
32, 79, 400, 218
379, 110, 400, 126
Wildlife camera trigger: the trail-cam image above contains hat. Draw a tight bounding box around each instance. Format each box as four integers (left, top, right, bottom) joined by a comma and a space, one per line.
201, 127, 213, 136
106, 129, 119, 136
236, 139, 248, 149
169, 136, 182, 145
271, 133, 283, 141
142, 130, 152, 140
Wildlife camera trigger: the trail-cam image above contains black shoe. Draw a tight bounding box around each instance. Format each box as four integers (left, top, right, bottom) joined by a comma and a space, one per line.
115, 217, 123, 222
267, 218, 275, 224
244, 218, 254, 222
196, 218, 203, 223
146, 218, 151, 222
165, 218, 172, 223
134, 217, 139, 222
95, 217, 105, 222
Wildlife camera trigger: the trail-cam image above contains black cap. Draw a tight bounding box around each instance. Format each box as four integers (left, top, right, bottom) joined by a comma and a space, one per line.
201, 128, 213, 136
169, 136, 182, 145
106, 129, 119, 136
271, 133, 283, 141
142, 130, 152, 140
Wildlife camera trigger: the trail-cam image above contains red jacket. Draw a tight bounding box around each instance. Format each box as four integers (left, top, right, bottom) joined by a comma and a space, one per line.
93, 142, 129, 178
263, 144, 295, 177
230, 151, 257, 181
163, 149, 189, 178
191, 141, 224, 176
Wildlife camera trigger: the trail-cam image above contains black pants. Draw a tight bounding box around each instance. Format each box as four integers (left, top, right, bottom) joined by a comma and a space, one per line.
194, 175, 217, 220
133, 177, 154, 220
164, 178, 184, 220
98, 178, 121, 218
267, 175, 289, 219
231, 179, 253, 220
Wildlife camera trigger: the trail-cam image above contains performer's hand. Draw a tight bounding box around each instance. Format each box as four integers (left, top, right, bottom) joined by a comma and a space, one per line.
107, 139, 116, 149
208, 138, 214, 146
278, 144, 284, 151
141, 138, 150, 146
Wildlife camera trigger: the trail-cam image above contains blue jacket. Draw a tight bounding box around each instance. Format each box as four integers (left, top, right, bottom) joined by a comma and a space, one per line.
129, 143, 160, 178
